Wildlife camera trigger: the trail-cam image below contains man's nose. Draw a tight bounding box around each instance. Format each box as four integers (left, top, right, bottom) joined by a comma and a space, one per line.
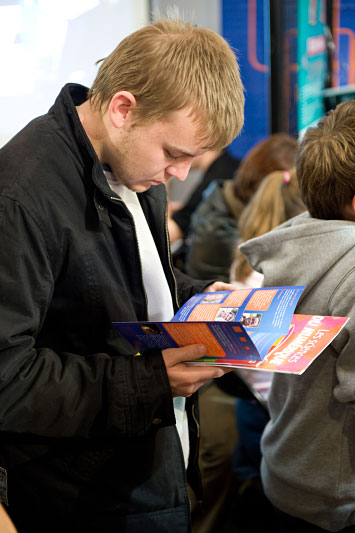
166, 161, 192, 182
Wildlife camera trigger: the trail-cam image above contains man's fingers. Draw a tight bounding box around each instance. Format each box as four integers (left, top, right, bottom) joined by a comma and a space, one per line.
162, 345, 234, 397
184, 364, 227, 380
203, 281, 235, 292
162, 344, 206, 366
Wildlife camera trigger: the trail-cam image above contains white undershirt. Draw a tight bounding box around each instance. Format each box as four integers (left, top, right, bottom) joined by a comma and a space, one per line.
105, 171, 190, 468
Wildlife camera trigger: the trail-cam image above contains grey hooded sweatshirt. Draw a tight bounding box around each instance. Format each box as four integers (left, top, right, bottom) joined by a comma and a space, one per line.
240, 212, 355, 532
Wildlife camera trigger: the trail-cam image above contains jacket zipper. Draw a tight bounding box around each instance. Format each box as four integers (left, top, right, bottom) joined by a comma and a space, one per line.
163, 203, 201, 495
164, 203, 180, 310
109, 195, 149, 319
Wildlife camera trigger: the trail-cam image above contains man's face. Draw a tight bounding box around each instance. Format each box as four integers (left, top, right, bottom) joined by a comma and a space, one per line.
104, 108, 208, 192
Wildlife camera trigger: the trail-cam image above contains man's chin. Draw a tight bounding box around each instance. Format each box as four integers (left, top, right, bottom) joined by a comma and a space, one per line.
131, 181, 164, 193
130, 183, 152, 193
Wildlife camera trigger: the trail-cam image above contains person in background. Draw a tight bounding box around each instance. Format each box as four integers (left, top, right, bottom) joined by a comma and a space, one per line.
185, 134, 297, 532
168, 148, 240, 244
240, 101, 355, 532
223, 168, 305, 532
185, 133, 298, 282
232, 167, 306, 286
0, 15, 244, 533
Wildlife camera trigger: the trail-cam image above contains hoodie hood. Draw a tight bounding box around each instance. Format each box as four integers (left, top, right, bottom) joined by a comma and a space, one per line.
239, 212, 355, 304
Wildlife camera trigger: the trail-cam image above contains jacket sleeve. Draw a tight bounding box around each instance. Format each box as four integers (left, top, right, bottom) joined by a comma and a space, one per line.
173, 267, 216, 306
0, 197, 175, 439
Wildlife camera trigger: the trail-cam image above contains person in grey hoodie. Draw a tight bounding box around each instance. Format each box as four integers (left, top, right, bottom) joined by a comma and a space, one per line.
239, 100, 355, 532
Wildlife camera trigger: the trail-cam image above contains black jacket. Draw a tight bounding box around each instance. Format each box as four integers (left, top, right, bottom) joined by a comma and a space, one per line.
0, 84, 211, 532
185, 180, 244, 282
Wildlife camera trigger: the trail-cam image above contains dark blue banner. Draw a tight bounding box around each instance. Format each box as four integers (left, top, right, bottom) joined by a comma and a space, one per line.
223, 0, 271, 159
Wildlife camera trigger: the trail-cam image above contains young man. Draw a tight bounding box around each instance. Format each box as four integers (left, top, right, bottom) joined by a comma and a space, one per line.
240, 101, 355, 532
0, 16, 244, 533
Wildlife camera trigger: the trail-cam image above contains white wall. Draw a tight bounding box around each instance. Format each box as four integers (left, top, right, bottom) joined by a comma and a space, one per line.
0, 0, 149, 146
150, 0, 220, 33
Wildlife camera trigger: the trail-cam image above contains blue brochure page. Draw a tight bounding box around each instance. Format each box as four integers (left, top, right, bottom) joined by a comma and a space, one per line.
112, 321, 262, 363
172, 286, 305, 360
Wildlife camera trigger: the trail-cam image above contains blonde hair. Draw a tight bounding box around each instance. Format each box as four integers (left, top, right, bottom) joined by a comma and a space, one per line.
88, 17, 244, 150
297, 100, 355, 219
234, 168, 305, 282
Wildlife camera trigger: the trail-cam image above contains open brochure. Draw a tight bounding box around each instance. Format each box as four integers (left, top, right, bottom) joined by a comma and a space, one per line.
113, 286, 349, 375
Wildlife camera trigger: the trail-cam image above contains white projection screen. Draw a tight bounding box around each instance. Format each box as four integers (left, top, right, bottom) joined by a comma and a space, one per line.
0, 0, 149, 147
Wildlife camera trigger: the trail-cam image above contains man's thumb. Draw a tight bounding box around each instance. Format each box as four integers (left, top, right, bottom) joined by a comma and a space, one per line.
162, 344, 207, 365
177, 344, 207, 361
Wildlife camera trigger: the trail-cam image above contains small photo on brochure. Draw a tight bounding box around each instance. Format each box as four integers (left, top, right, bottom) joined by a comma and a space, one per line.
202, 293, 226, 304
140, 324, 164, 335
215, 307, 239, 322
241, 312, 262, 328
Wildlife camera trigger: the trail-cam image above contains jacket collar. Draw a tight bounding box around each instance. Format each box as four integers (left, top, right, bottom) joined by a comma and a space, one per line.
52, 84, 112, 197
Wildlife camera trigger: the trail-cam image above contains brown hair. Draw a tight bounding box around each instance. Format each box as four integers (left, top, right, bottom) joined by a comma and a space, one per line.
296, 101, 355, 219
87, 17, 244, 150
233, 133, 298, 204
234, 168, 305, 282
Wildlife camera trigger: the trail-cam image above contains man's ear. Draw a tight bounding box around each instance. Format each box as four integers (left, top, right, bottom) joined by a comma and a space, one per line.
108, 91, 136, 129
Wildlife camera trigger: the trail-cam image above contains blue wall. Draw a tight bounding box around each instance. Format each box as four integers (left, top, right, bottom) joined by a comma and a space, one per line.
222, 0, 271, 159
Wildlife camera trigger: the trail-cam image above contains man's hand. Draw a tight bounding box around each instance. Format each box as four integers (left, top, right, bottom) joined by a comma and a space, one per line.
162, 344, 232, 397
162, 282, 235, 397
167, 217, 183, 244
203, 281, 235, 292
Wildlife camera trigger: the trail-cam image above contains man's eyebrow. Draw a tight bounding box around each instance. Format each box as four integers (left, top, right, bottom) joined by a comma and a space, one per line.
166, 146, 205, 158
